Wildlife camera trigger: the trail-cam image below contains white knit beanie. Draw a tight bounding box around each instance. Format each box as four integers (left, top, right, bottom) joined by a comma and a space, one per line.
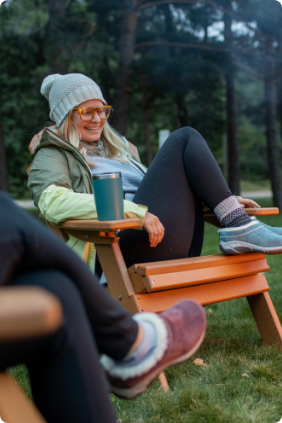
40, 73, 107, 127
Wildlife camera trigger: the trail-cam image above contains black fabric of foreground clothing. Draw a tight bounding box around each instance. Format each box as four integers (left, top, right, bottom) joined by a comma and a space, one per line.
120, 127, 232, 267
0, 192, 139, 423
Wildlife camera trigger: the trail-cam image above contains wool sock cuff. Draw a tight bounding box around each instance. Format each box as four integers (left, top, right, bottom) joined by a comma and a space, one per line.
214, 196, 243, 224
100, 313, 168, 380
119, 320, 157, 366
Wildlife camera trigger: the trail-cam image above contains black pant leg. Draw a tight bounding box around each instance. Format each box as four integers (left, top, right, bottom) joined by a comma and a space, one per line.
0, 192, 137, 359
119, 127, 232, 267
0, 271, 117, 423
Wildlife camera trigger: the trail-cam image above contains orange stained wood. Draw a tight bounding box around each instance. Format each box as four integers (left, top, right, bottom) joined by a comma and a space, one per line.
0, 374, 47, 423
59, 218, 141, 231
244, 207, 279, 216
204, 207, 279, 217
134, 273, 269, 313
247, 292, 282, 348
0, 287, 62, 341
141, 258, 269, 292
129, 252, 267, 276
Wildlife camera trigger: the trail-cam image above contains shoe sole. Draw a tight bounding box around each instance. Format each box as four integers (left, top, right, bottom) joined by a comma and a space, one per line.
109, 329, 206, 399
220, 241, 282, 255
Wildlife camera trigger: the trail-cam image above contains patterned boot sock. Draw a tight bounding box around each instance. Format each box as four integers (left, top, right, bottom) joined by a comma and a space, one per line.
214, 196, 252, 228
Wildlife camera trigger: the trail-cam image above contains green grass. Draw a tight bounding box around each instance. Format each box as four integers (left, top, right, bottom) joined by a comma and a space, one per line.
240, 180, 271, 193
11, 199, 282, 422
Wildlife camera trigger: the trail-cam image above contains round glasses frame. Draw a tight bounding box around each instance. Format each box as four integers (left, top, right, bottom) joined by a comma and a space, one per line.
72, 105, 112, 121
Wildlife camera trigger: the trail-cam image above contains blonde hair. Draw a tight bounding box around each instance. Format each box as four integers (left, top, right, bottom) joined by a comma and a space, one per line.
55, 113, 132, 168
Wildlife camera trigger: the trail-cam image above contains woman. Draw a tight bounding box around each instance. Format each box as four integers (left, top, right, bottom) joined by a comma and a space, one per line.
28, 73, 282, 271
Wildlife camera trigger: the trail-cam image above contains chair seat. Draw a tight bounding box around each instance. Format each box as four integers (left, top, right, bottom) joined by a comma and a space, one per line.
128, 253, 269, 294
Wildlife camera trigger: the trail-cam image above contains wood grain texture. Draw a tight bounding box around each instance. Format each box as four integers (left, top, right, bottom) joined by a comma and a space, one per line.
0, 287, 62, 341
247, 292, 282, 349
0, 374, 46, 423
95, 242, 140, 314
143, 259, 269, 292
59, 218, 141, 231
135, 273, 269, 313
204, 207, 279, 218
129, 253, 267, 276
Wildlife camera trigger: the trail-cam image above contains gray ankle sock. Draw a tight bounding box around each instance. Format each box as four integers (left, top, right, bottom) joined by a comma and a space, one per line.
115, 320, 157, 367
214, 196, 252, 228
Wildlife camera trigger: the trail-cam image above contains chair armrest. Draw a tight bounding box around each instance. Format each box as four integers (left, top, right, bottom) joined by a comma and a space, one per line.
0, 287, 62, 341
244, 207, 279, 216
59, 218, 142, 232
204, 207, 279, 228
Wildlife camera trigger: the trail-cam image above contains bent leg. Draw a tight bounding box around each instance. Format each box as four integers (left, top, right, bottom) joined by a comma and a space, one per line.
0, 271, 117, 423
120, 127, 232, 267
0, 192, 137, 359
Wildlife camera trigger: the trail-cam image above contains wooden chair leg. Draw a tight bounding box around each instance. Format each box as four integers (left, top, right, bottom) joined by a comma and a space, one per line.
247, 292, 282, 349
158, 372, 170, 392
0, 373, 46, 423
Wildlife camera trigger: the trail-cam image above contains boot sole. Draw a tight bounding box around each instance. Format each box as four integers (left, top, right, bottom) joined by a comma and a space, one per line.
109, 329, 206, 399
220, 241, 282, 255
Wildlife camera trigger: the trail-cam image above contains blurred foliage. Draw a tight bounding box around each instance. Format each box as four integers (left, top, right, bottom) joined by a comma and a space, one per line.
0, 0, 281, 197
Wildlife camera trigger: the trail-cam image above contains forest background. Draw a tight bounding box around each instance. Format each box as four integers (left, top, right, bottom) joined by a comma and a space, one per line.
0, 0, 282, 207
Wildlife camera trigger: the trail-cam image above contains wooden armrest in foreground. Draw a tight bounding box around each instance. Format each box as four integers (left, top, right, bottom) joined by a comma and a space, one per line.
0, 287, 62, 423
0, 287, 62, 341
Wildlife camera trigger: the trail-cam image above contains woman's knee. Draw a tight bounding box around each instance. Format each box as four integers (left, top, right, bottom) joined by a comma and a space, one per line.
166, 126, 206, 148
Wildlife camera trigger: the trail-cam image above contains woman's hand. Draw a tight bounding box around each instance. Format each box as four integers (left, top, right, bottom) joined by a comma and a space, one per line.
237, 197, 261, 208
143, 212, 165, 247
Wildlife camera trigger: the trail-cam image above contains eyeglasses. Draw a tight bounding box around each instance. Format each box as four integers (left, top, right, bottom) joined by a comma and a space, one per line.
72, 105, 112, 121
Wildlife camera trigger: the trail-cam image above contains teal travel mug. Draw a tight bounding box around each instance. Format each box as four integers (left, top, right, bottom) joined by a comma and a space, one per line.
92, 172, 124, 221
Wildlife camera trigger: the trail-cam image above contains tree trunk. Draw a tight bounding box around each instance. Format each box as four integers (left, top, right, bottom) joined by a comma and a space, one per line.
0, 87, 8, 191
141, 74, 153, 166
111, 0, 138, 135
224, 5, 240, 195
175, 92, 189, 128
46, 0, 68, 74
264, 36, 282, 209
276, 41, 282, 141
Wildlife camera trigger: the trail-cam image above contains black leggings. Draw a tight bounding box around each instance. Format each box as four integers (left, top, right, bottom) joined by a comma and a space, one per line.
120, 127, 232, 267
0, 192, 138, 423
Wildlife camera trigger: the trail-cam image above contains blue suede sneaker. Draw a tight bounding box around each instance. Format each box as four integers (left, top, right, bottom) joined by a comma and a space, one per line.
218, 220, 282, 255
250, 217, 282, 236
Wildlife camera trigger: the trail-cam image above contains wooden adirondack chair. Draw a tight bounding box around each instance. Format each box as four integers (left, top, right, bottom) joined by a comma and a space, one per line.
0, 287, 62, 423
58, 211, 282, 345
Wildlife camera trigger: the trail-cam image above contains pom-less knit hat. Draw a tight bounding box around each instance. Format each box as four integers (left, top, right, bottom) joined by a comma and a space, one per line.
40, 73, 107, 127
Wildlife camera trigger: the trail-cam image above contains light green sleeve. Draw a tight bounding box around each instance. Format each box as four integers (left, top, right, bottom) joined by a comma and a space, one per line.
38, 184, 148, 226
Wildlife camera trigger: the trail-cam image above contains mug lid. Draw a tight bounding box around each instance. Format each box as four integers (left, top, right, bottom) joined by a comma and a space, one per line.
92, 172, 122, 180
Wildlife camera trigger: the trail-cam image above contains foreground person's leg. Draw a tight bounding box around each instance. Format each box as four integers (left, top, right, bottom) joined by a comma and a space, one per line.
0, 271, 118, 423
0, 193, 207, 404
0, 191, 137, 360
101, 299, 206, 399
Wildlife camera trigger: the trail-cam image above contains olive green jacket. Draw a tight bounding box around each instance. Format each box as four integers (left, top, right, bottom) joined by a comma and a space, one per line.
28, 127, 148, 270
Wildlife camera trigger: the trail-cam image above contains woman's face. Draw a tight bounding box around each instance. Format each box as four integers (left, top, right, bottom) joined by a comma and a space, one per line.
71, 99, 106, 143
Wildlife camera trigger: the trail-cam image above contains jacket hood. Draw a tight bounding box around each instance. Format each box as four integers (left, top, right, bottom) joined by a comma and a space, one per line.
32, 127, 91, 173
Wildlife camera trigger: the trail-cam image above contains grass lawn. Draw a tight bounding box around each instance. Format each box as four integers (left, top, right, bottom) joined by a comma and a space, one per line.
11, 199, 282, 422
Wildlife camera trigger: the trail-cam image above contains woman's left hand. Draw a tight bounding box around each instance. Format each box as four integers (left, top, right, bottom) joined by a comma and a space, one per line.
237, 197, 261, 208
